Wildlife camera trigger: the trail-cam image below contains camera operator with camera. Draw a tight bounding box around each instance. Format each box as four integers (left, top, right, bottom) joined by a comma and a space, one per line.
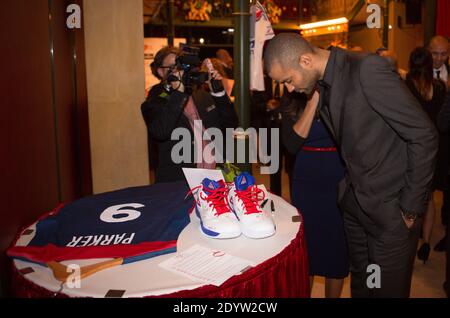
141, 46, 238, 183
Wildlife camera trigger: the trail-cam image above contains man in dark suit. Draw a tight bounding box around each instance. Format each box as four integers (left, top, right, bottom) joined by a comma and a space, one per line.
264, 33, 438, 298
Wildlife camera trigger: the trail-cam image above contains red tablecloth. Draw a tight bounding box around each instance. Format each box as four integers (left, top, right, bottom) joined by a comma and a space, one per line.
11, 215, 309, 298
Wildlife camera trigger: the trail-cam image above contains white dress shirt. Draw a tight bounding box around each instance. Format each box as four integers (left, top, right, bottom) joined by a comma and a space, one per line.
434, 64, 448, 84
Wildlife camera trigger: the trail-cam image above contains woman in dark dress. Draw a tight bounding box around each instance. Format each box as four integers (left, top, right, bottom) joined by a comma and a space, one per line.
405, 47, 447, 264
281, 90, 349, 298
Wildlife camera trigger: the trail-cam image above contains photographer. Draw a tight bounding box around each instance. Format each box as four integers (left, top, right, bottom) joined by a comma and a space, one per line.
141, 46, 238, 183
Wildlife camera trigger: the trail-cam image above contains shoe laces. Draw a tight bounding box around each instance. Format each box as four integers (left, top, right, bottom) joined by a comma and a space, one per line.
235, 185, 265, 215
188, 184, 231, 217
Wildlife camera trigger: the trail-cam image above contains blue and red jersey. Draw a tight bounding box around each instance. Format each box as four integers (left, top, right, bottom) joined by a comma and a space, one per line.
8, 182, 193, 265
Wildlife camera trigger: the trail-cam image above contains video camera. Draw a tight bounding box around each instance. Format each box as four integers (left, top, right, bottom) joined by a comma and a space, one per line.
167, 44, 208, 93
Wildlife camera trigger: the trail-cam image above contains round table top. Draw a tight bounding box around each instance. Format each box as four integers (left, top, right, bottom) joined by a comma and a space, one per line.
12, 192, 301, 298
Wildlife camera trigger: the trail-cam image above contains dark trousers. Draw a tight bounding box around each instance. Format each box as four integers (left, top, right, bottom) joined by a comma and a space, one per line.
340, 188, 421, 298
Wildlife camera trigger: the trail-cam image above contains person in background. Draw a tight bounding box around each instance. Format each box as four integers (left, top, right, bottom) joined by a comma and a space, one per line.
216, 49, 234, 79
429, 35, 450, 253
141, 46, 237, 183
429, 36, 449, 88
281, 90, 349, 298
405, 47, 447, 264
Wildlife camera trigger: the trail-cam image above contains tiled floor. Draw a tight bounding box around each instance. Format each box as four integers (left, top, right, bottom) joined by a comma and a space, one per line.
252, 163, 447, 298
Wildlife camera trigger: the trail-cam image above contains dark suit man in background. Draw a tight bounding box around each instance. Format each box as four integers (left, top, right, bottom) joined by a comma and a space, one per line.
429, 36, 449, 88
264, 33, 438, 298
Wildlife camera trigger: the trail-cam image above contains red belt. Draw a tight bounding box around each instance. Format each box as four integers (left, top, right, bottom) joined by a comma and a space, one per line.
302, 146, 337, 152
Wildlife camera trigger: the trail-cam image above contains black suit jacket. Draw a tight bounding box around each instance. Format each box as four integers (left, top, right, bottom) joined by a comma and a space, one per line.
437, 90, 450, 132
320, 48, 438, 228
141, 84, 238, 183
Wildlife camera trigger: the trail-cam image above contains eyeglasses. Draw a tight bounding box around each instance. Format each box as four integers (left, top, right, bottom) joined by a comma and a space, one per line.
159, 64, 177, 71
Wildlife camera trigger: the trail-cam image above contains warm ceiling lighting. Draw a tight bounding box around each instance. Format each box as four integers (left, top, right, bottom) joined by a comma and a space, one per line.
299, 17, 348, 30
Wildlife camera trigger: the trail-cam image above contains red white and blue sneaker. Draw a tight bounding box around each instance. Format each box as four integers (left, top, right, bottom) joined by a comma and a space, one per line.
228, 172, 276, 239
192, 178, 241, 239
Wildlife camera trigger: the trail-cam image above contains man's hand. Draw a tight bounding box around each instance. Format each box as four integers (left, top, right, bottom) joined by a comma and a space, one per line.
207, 69, 225, 94
292, 90, 320, 139
306, 89, 320, 108
209, 69, 223, 82
169, 70, 185, 93
401, 211, 415, 229
203, 58, 225, 93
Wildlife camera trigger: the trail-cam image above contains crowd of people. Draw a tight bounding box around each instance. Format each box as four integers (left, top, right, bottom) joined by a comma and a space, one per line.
141, 34, 450, 298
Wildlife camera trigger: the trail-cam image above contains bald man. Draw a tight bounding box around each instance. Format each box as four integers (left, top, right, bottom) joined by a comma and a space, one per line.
429, 36, 449, 86
264, 33, 438, 298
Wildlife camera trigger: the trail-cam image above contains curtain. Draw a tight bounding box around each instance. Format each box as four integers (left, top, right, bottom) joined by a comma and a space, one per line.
436, 0, 450, 37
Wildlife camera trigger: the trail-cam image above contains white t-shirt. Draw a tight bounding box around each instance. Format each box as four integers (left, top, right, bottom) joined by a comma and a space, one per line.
250, 1, 274, 91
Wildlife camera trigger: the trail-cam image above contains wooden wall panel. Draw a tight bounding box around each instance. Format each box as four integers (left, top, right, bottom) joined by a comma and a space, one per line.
0, 0, 92, 295
0, 0, 59, 295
